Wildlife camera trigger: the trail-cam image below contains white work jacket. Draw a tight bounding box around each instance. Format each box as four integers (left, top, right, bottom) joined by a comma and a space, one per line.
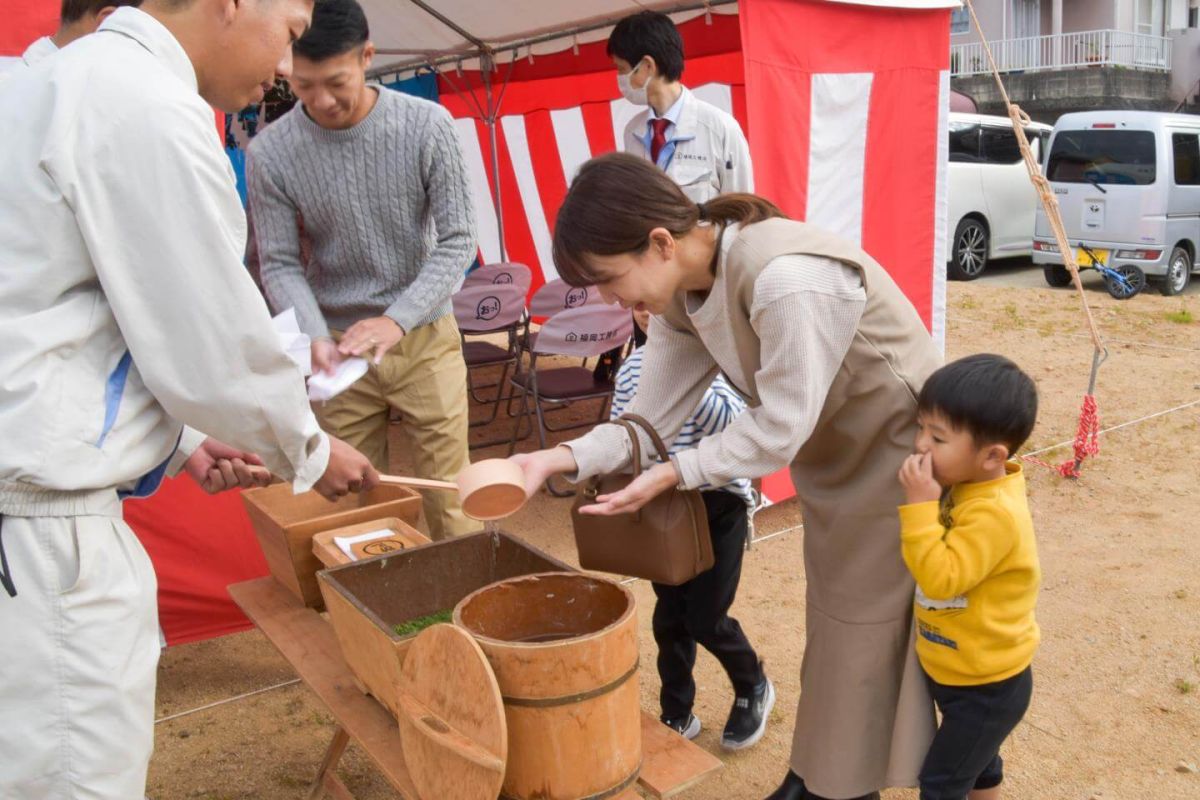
0, 36, 57, 87
0, 8, 328, 498
622, 87, 754, 203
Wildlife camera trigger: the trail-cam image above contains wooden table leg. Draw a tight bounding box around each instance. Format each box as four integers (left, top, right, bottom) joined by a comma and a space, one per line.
308, 726, 352, 800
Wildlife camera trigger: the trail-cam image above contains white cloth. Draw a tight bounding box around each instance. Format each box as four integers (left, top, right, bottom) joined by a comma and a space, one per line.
565, 224, 866, 489
0, 8, 329, 496
0, 502, 159, 799
307, 357, 369, 402
623, 86, 754, 202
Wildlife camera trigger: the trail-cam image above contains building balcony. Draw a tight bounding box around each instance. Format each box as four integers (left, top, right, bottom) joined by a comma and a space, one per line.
951, 29, 1173, 77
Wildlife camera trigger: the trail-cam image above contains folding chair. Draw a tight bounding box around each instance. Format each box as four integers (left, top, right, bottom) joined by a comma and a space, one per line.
506, 303, 634, 495
452, 281, 529, 448
523, 278, 604, 352
463, 261, 533, 292
528, 278, 602, 316
458, 263, 533, 405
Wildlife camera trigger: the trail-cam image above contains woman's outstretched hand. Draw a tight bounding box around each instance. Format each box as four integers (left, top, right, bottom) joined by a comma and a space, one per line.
576, 460, 679, 516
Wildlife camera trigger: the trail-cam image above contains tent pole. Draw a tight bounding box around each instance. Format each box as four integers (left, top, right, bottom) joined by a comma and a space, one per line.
480, 50, 506, 262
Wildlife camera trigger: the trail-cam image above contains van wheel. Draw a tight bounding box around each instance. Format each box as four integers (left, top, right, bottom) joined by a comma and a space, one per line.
1104, 265, 1146, 300
1043, 265, 1073, 287
1160, 246, 1192, 296
949, 218, 988, 281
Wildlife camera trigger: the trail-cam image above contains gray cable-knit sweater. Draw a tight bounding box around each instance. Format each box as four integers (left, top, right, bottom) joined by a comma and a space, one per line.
246, 87, 476, 340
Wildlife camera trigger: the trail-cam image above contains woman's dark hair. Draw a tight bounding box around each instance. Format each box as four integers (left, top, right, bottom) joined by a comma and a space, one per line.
552, 153, 785, 286
606, 11, 685, 82
917, 354, 1039, 454
294, 0, 370, 62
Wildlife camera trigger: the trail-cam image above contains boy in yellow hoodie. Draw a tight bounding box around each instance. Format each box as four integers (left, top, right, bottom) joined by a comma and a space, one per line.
897, 354, 1040, 800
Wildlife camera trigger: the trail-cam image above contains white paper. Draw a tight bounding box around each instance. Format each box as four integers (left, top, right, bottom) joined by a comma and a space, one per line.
334, 528, 395, 560
307, 357, 369, 402
272, 308, 312, 376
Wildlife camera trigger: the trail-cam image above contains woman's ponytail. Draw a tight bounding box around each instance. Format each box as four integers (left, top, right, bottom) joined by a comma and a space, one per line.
696, 194, 785, 227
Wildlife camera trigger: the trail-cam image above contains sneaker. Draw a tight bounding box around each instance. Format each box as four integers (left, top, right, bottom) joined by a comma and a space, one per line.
661, 712, 702, 740
721, 676, 775, 751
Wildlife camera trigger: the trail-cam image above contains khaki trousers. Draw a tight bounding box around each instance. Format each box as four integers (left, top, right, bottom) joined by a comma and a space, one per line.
317, 315, 474, 540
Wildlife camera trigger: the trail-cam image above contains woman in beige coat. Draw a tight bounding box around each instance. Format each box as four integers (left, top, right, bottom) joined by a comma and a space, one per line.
512, 153, 941, 800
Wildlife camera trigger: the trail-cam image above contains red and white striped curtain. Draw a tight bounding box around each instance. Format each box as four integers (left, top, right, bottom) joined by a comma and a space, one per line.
449, 79, 748, 291
438, 13, 747, 299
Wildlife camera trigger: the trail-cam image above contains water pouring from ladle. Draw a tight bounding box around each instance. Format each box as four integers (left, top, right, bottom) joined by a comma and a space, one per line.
378, 458, 527, 521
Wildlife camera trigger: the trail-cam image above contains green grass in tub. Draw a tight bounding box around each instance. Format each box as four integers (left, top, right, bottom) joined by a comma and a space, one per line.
392, 609, 453, 637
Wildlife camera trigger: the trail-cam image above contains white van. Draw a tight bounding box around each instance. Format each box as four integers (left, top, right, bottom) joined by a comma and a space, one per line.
947, 112, 1052, 280
1034, 111, 1200, 296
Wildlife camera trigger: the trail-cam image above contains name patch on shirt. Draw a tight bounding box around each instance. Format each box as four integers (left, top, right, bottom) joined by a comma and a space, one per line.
918, 620, 959, 650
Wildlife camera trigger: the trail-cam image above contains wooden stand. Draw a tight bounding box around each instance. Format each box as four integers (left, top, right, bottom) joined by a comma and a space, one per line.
229, 577, 722, 799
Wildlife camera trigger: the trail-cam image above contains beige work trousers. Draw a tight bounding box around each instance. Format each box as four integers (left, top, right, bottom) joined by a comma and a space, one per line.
0, 491, 159, 799
317, 314, 474, 540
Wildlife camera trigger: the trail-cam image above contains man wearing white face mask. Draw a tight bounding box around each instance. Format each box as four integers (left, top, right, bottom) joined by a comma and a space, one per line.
608, 10, 753, 203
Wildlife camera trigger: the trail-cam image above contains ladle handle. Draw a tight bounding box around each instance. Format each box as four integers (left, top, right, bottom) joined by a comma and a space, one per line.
379, 474, 458, 492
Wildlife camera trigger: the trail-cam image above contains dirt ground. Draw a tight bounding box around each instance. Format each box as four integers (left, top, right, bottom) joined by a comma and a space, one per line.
148, 275, 1200, 800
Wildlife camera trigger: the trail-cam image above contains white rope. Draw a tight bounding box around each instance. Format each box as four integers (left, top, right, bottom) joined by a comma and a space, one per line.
1023, 398, 1200, 457
154, 679, 301, 725
616, 522, 803, 586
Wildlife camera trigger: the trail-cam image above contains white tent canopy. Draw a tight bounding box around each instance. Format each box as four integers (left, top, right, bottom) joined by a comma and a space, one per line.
365, 1, 735, 77
364, 0, 959, 79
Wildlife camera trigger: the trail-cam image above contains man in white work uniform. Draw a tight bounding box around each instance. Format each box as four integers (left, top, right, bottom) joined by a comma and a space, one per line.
0, 0, 142, 84
0, 1, 378, 797
608, 10, 753, 202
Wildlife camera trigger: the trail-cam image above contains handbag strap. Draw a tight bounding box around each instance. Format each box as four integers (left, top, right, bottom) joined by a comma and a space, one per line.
608, 418, 645, 523
617, 414, 671, 463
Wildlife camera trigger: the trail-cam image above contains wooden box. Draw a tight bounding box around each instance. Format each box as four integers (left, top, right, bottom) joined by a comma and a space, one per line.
241, 483, 422, 608
317, 530, 572, 716
311, 518, 431, 569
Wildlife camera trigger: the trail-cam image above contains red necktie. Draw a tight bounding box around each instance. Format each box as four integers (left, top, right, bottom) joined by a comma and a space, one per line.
650, 118, 670, 165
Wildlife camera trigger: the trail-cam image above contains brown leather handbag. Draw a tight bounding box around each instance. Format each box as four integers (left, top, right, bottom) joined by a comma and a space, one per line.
570, 414, 713, 586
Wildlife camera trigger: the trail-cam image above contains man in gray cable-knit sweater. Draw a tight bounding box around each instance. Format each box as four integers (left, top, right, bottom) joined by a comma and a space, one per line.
247, 0, 476, 539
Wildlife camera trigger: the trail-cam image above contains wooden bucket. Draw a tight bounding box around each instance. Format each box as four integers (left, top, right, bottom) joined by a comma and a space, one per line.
454, 572, 641, 800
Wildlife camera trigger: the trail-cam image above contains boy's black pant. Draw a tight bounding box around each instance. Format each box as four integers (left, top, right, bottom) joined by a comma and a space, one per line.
919, 665, 1033, 800
652, 490, 763, 720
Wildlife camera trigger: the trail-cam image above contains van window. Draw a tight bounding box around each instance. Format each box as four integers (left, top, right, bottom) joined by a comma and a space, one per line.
981, 126, 1022, 164
949, 122, 982, 163
1046, 130, 1156, 185
1172, 133, 1200, 185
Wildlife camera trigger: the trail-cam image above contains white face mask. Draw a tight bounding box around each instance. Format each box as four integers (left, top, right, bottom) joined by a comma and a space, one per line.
617, 60, 649, 106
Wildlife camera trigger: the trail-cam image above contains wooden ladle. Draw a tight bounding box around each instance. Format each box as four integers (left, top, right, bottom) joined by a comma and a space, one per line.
380, 458, 527, 521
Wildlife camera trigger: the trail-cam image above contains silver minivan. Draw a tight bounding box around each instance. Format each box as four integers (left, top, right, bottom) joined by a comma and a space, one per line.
1033, 111, 1200, 296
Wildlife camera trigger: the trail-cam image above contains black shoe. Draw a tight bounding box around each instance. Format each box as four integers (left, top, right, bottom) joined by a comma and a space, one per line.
764, 770, 806, 800
660, 712, 701, 740
721, 676, 775, 750
765, 772, 881, 800
805, 788, 881, 800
